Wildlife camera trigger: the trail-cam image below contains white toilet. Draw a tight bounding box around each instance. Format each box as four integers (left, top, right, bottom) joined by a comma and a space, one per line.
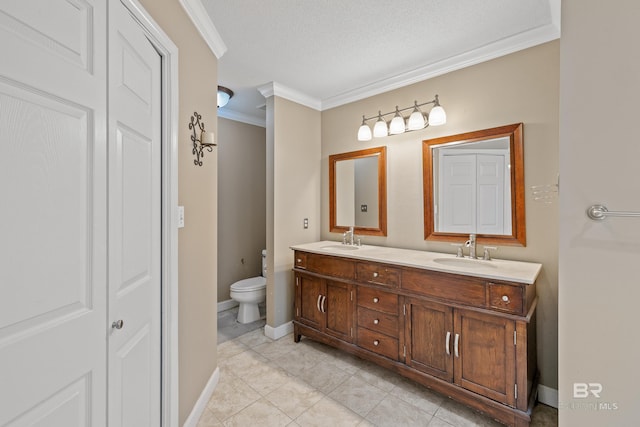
230, 249, 267, 324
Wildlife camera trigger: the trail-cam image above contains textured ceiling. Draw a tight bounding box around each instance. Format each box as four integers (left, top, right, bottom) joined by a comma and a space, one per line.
203, 0, 560, 126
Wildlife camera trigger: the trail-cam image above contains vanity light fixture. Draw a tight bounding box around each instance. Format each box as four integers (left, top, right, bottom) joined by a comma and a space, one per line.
217, 85, 234, 108
189, 111, 216, 166
357, 94, 446, 141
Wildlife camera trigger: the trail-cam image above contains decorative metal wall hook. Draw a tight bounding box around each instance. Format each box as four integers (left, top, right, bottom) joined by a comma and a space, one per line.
189, 111, 216, 166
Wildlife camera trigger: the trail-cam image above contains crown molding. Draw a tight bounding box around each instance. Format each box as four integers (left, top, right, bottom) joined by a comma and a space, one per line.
178, 0, 227, 58
258, 82, 322, 111
218, 108, 266, 128
321, 22, 560, 111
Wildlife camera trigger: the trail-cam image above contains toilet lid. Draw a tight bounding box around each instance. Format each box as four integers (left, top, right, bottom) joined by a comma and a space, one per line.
231, 276, 266, 292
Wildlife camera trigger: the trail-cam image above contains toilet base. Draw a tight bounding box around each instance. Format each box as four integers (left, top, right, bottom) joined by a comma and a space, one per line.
237, 302, 261, 324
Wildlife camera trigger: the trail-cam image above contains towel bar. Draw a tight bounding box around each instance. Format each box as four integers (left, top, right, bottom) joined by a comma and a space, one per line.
586, 204, 640, 221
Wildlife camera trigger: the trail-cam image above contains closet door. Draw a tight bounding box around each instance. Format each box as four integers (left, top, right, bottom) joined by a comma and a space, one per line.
0, 1, 108, 425
107, 1, 162, 425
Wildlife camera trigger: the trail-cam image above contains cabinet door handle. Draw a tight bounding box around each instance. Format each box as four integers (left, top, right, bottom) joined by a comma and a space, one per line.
373, 297, 379, 303
373, 340, 380, 346
321, 295, 327, 313
454, 333, 460, 358
373, 319, 379, 325
502, 295, 510, 303
317, 295, 322, 313
445, 331, 451, 356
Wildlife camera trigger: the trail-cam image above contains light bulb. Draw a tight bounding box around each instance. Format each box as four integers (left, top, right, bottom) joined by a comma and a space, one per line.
389, 107, 406, 135
408, 103, 426, 130
358, 124, 372, 141
373, 112, 388, 138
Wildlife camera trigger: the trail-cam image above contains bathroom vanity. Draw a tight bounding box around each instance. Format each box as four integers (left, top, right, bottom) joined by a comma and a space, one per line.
290, 241, 541, 427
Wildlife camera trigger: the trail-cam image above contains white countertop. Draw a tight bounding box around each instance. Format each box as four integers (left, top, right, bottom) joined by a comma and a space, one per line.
290, 241, 542, 285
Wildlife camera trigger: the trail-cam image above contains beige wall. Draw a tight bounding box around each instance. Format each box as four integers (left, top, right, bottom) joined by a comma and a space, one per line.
217, 118, 266, 302
321, 41, 559, 391
137, 0, 218, 423
266, 96, 322, 328
559, 1, 640, 424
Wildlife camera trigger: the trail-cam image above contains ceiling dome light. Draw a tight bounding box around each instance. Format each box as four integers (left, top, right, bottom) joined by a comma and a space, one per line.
389, 106, 406, 135
217, 85, 234, 108
407, 101, 426, 130
428, 95, 446, 126
373, 111, 388, 138
357, 116, 372, 141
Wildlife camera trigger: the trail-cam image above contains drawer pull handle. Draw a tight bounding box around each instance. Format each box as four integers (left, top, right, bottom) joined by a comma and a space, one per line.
373, 297, 379, 303
373, 272, 379, 278
502, 295, 510, 303
373, 319, 379, 325
373, 340, 380, 346
297, 258, 302, 263
445, 331, 451, 356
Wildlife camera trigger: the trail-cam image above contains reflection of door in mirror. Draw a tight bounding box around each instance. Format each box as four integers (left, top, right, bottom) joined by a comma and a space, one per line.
435, 138, 512, 235
329, 146, 387, 236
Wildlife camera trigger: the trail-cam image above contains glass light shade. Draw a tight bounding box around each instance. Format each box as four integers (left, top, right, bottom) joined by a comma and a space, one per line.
217, 86, 234, 108
428, 105, 447, 126
407, 109, 426, 130
373, 118, 388, 138
389, 115, 406, 135
358, 124, 372, 141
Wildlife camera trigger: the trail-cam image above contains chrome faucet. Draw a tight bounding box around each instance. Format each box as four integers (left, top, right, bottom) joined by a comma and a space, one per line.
465, 233, 477, 259
343, 226, 356, 245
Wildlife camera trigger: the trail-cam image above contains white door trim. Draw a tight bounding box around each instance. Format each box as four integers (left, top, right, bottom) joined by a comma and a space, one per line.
118, 1, 179, 426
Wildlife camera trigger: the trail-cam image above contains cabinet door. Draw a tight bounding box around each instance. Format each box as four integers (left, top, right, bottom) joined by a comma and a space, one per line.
405, 299, 454, 382
295, 273, 323, 330
324, 280, 353, 342
454, 309, 516, 406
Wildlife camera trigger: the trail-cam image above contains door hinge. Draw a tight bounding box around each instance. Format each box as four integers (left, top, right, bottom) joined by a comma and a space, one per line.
403, 304, 406, 316
296, 277, 299, 286
351, 327, 353, 338
350, 290, 353, 301
514, 330, 517, 346
296, 307, 299, 317
403, 345, 406, 358
515, 383, 518, 399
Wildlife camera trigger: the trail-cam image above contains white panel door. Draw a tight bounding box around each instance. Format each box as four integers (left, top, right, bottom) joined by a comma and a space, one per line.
439, 154, 476, 233
476, 154, 505, 235
0, 1, 108, 426
107, 2, 161, 426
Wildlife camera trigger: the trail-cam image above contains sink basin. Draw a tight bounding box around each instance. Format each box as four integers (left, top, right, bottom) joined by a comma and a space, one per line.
433, 257, 497, 269
320, 244, 360, 251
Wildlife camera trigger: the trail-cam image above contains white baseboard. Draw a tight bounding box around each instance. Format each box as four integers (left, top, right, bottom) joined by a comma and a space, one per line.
264, 321, 293, 340
182, 367, 220, 427
538, 384, 558, 408
217, 299, 238, 313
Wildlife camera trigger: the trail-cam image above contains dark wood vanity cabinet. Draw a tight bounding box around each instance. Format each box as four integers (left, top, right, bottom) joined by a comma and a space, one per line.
293, 250, 538, 427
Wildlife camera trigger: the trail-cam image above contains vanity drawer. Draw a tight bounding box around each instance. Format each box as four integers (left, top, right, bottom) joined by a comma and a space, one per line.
357, 327, 399, 360
357, 307, 398, 337
401, 268, 486, 308
487, 283, 524, 314
305, 253, 356, 280
294, 251, 307, 269
357, 287, 398, 314
356, 263, 400, 288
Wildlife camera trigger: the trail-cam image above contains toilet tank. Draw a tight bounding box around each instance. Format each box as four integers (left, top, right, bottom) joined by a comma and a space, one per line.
261, 249, 267, 277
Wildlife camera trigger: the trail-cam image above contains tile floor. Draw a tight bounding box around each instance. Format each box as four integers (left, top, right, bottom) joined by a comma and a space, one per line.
199, 327, 558, 427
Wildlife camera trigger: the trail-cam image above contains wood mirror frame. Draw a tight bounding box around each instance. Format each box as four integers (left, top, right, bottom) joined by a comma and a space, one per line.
422, 123, 526, 246
329, 146, 387, 236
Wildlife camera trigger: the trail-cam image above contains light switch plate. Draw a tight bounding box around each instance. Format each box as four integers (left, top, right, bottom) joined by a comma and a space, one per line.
178, 206, 185, 228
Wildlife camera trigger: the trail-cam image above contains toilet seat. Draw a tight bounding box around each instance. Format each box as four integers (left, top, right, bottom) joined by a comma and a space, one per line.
230, 276, 266, 292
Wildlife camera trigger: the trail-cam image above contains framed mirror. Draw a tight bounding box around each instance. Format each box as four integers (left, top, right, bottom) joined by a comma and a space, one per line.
330, 146, 387, 236
422, 123, 525, 246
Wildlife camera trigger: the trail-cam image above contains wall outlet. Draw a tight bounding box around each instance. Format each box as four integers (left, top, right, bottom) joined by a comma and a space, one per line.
178, 206, 185, 228
303, 218, 309, 229
361, 204, 368, 212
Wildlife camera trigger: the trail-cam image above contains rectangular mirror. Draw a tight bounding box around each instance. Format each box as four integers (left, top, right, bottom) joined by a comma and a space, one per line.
422, 123, 525, 246
330, 146, 387, 236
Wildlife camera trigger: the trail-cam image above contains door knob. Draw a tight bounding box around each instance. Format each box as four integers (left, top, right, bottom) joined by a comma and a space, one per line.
111, 319, 124, 330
